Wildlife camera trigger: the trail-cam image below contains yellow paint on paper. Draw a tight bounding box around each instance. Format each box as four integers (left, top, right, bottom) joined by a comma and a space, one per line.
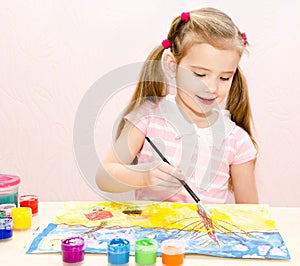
53, 202, 277, 233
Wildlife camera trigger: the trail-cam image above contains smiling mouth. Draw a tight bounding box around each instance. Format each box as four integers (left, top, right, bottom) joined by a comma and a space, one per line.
195, 95, 216, 105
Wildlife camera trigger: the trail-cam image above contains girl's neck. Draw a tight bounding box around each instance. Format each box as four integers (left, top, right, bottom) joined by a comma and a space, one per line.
175, 94, 219, 128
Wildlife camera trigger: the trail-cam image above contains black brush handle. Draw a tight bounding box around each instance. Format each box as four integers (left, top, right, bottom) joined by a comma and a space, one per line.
145, 136, 200, 203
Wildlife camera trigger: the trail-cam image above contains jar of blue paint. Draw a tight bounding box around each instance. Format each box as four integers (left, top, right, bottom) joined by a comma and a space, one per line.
0, 174, 21, 207
0, 216, 13, 241
107, 238, 130, 266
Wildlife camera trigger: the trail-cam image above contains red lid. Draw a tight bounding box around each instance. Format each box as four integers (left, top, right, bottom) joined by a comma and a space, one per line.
0, 174, 21, 188
19, 195, 38, 202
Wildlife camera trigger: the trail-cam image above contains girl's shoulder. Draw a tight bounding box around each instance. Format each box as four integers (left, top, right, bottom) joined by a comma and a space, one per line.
222, 112, 257, 162
221, 111, 254, 152
128, 95, 175, 116
125, 97, 171, 126
220, 110, 250, 138
126, 98, 159, 117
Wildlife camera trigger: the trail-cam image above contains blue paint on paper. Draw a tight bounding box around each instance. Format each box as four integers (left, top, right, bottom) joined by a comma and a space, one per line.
26, 223, 290, 260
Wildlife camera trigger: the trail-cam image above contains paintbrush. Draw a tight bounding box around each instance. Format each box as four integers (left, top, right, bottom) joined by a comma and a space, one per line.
145, 136, 211, 217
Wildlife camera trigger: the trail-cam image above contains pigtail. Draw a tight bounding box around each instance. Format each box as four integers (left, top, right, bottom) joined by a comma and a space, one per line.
116, 12, 192, 140
115, 45, 167, 139
226, 67, 257, 147
226, 67, 257, 192
134, 46, 168, 104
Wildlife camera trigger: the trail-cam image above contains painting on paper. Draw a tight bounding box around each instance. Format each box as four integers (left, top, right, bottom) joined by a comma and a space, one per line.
26, 201, 290, 259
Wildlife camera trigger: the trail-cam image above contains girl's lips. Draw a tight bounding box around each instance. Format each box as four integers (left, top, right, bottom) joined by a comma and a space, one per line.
195, 95, 216, 105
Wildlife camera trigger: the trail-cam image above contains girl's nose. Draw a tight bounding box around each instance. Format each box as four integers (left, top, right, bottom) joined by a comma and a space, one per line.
206, 79, 218, 94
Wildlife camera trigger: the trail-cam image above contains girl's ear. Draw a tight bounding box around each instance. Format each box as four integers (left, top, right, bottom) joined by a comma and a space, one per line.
162, 51, 177, 78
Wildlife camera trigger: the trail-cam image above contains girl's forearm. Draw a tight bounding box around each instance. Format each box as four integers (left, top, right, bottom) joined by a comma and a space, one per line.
96, 162, 152, 193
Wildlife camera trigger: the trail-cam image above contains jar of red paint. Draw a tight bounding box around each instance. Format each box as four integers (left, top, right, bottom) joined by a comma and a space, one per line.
19, 195, 38, 215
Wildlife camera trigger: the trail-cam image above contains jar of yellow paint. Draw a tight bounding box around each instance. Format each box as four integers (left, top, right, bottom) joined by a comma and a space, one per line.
11, 207, 32, 230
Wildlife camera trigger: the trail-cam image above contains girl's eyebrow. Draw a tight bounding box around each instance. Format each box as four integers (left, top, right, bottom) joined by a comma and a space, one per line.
190, 65, 235, 75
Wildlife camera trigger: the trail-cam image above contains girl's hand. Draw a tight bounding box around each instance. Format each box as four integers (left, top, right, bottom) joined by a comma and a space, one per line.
146, 161, 185, 190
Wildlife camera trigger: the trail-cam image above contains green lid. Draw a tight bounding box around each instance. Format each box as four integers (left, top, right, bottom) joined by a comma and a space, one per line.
0, 210, 6, 218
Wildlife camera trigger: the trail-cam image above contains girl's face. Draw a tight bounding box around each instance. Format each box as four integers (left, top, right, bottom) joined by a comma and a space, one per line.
174, 43, 240, 117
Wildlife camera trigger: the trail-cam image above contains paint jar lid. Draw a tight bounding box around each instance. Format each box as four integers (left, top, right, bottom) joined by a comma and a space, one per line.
161, 239, 185, 254
108, 238, 130, 253
0, 174, 20, 188
135, 238, 158, 253
0, 210, 6, 218
19, 195, 38, 203
61, 237, 85, 252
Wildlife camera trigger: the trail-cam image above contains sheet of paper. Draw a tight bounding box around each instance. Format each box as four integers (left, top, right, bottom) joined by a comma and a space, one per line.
26, 201, 290, 260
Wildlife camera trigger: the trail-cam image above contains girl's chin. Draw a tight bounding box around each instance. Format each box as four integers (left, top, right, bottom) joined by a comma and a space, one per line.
189, 105, 215, 118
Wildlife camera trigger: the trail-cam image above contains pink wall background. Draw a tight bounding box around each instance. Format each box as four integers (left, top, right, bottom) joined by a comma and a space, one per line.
0, 1, 299, 206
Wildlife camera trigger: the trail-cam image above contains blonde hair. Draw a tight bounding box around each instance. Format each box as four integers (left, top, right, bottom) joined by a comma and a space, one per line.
116, 7, 256, 149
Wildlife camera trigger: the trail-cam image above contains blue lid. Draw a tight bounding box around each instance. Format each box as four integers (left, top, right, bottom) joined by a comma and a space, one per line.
108, 238, 130, 253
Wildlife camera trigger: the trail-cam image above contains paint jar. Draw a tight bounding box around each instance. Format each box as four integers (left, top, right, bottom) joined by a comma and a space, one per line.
11, 207, 32, 230
0, 203, 16, 217
135, 238, 158, 266
61, 236, 85, 265
19, 195, 38, 215
107, 238, 130, 266
161, 239, 185, 266
0, 216, 13, 241
0, 174, 21, 206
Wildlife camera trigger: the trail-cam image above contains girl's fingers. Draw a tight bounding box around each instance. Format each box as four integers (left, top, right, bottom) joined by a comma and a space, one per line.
148, 170, 182, 190
146, 160, 186, 189
158, 162, 187, 184
149, 168, 175, 185
158, 162, 182, 177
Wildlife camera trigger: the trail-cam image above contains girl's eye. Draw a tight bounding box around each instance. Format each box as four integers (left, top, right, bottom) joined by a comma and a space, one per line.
220, 77, 230, 81
193, 72, 205, 77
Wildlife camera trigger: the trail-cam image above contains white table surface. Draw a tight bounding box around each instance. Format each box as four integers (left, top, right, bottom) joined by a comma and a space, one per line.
1, 202, 299, 265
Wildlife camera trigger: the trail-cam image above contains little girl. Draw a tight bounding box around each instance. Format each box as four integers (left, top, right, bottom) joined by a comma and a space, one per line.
96, 7, 258, 204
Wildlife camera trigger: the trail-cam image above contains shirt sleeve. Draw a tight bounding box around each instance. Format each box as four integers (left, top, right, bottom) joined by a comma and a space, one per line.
231, 126, 257, 165
124, 101, 154, 135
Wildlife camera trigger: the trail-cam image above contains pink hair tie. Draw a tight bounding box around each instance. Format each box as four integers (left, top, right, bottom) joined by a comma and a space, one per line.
241, 32, 247, 42
181, 12, 190, 22
162, 39, 171, 49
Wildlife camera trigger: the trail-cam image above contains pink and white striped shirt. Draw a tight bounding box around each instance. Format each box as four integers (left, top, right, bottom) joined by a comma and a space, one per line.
125, 95, 257, 204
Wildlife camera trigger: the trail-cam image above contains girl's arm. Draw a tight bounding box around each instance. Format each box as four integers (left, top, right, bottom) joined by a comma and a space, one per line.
230, 160, 258, 203
96, 121, 181, 192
